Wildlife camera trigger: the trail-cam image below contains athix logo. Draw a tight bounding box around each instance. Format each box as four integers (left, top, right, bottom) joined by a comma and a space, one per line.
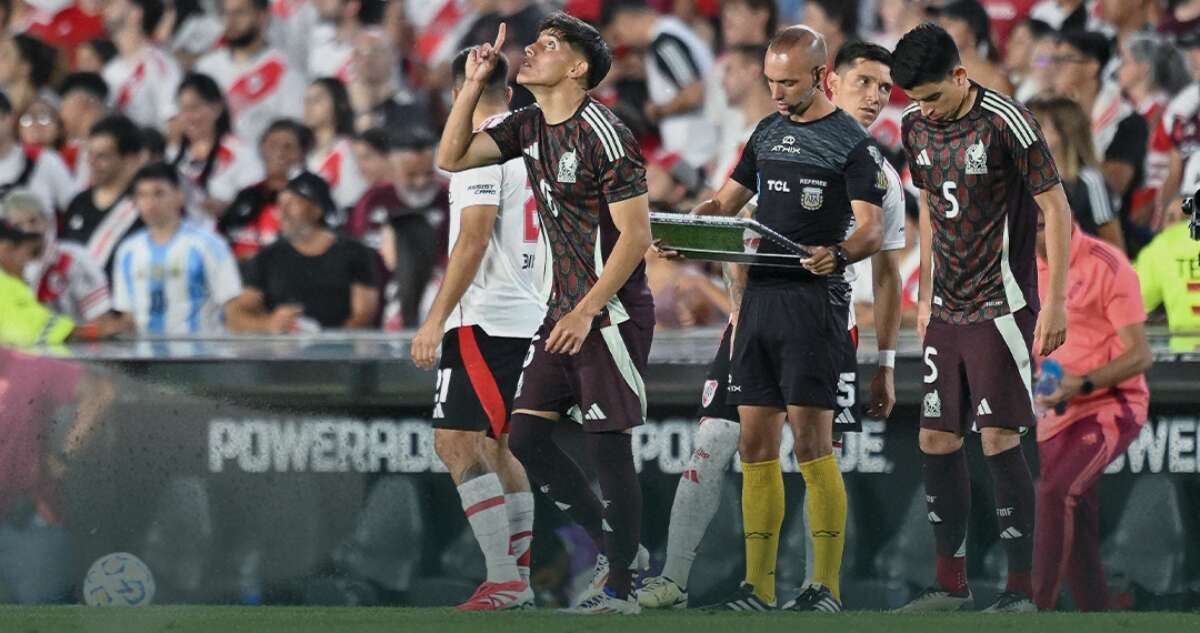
783, 135, 796, 145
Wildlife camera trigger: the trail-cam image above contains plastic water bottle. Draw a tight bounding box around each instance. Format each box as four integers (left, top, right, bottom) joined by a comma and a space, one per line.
1034, 359, 1067, 416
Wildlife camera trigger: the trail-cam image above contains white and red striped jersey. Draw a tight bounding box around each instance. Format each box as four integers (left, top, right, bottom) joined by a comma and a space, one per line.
195, 46, 307, 149
173, 135, 265, 209
26, 241, 112, 323
309, 138, 368, 211
1148, 84, 1200, 190
102, 44, 182, 128
308, 36, 355, 81
408, 0, 476, 66
268, 0, 319, 77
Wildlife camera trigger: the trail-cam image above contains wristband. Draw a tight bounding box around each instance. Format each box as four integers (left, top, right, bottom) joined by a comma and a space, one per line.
878, 350, 896, 368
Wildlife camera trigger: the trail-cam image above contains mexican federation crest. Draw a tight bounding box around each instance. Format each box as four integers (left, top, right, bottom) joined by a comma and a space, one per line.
557, 150, 578, 183
801, 186, 823, 210
923, 391, 942, 418
965, 141, 988, 175
702, 379, 719, 408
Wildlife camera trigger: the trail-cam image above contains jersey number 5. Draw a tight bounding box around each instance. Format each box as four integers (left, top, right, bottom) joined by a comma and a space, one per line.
942, 181, 960, 219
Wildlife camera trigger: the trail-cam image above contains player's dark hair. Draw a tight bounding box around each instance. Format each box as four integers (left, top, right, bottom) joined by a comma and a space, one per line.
1057, 30, 1111, 79
12, 34, 57, 89
391, 127, 438, 153
139, 126, 167, 159
452, 47, 510, 95
890, 23, 961, 90
807, 0, 859, 39
177, 72, 233, 140
132, 161, 180, 189
60, 72, 110, 102
261, 118, 314, 155
356, 127, 392, 155
131, 0, 167, 37
537, 12, 613, 90
834, 41, 893, 72
722, 0, 778, 43
310, 77, 356, 137
83, 38, 118, 65
90, 115, 144, 157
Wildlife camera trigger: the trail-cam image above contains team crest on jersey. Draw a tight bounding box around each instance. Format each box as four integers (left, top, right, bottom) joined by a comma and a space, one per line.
557, 150, 578, 183
965, 141, 988, 175
801, 186, 823, 210
923, 391, 942, 418
702, 379, 718, 408
868, 145, 885, 166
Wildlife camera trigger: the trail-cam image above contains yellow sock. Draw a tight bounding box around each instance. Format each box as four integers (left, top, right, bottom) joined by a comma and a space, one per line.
741, 458, 784, 604
799, 453, 847, 601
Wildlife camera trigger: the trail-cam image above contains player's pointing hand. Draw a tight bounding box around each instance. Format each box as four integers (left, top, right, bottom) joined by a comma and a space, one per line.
466, 23, 507, 82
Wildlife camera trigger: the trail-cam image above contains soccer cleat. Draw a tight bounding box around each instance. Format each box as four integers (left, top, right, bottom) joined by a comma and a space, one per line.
894, 586, 974, 612
782, 582, 842, 612
982, 591, 1036, 613
455, 580, 534, 611
558, 586, 642, 615
636, 576, 688, 609
700, 581, 776, 611
572, 545, 651, 607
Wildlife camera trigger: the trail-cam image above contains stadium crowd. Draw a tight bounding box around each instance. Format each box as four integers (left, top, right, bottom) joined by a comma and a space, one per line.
0, 0, 1198, 345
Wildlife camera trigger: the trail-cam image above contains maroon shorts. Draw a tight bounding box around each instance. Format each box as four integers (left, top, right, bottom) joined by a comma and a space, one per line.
512, 316, 653, 432
920, 308, 1037, 435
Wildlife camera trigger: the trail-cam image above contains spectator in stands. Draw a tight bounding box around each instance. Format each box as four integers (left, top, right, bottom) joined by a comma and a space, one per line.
112, 162, 243, 336
1053, 31, 1149, 221
0, 33, 57, 116
348, 27, 431, 135
306, 77, 368, 214
645, 247, 731, 330
647, 150, 704, 214
1151, 33, 1200, 225
455, 0, 546, 109
873, 0, 926, 51
170, 72, 263, 219
195, 0, 307, 152
2, 189, 125, 333
16, 97, 62, 152
1028, 97, 1125, 251
101, 0, 182, 129
0, 92, 80, 214
380, 128, 442, 329
1029, 0, 1088, 31
710, 44, 773, 192
1098, 0, 1155, 53
1008, 18, 1056, 103
58, 72, 111, 185
61, 115, 145, 275
1158, 0, 1200, 39
0, 218, 80, 345
309, 0, 382, 81
220, 119, 314, 261
226, 171, 379, 332
1135, 153, 1200, 352
932, 0, 1014, 95
603, 0, 718, 166
720, 0, 776, 48
803, 0, 858, 64
140, 126, 167, 163
348, 127, 398, 251
74, 38, 118, 73
266, 0, 320, 74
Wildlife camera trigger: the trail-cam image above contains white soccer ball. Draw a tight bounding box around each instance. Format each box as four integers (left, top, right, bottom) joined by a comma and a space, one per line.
82, 552, 157, 607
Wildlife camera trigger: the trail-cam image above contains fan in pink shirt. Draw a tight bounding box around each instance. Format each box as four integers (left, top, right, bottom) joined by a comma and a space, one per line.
1032, 219, 1154, 612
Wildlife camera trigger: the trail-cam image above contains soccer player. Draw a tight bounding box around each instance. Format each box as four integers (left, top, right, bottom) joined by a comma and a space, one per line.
637, 40, 907, 610
682, 26, 884, 612
1031, 218, 1153, 612
890, 23, 1071, 612
408, 48, 541, 611
436, 14, 654, 615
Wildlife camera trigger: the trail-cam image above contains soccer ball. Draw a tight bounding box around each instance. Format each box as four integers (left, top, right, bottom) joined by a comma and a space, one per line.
82, 552, 157, 607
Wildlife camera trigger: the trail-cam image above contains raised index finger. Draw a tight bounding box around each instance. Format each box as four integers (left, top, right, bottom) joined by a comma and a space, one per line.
494, 23, 507, 50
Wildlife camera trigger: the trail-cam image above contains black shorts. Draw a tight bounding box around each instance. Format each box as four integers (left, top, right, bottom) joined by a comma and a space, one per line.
697, 323, 739, 422
432, 325, 531, 437
729, 283, 850, 410
835, 325, 861, 434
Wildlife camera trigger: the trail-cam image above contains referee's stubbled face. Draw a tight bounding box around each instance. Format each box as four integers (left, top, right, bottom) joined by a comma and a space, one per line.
764, 48, 825, 119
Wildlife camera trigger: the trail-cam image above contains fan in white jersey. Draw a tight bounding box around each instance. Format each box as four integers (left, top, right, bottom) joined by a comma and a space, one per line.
305, 78, 368, 214
195, 0, 308, 152
267, 0, 320, 76
0, 94, 81, 213
707, 44, 775, 193
101, 0, 182, 129
409, 49, 542, 612
638, 42, 907, 610
307, 0, 370, 80
112, 162, 243, 336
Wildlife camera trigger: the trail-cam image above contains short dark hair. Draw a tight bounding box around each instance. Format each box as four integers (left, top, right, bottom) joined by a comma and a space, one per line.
834, 41, 892, 72
132, 0, 167, 37
537, 12, 612, 90
356, 127, 392, 154
723, 0, 778, 43
82, 38, 118, 65
600, 0, 652, 28
452, 47, 510, 94
13, 34, 57, 89
261, 118, 314, 154
1058, 30, 1111, 78
890, 23, 961, 90
90, 115, 143, 156
310, 77, 356, 137
60, 72, 110, 102
807, 0, 858, 39
728, 44, 768, 66
132, 161, 180, 189
390, 127, 438, 153
139, 126, 167, 158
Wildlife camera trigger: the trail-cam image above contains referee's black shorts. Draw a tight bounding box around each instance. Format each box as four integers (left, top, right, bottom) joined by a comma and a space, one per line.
727, 282, 849, 411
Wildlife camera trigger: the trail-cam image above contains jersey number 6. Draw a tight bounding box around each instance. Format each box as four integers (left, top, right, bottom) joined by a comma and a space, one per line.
942, 181, 959, 219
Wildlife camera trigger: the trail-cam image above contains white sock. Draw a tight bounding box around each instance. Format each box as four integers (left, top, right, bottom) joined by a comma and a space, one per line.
661, 417, 740, 588
458, 473, 519, 582
506, 491, 535, 584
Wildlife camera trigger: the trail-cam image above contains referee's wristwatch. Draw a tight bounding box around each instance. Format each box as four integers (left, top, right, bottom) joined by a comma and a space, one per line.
1080, 375, 1095, 396
831, 244, 850, 273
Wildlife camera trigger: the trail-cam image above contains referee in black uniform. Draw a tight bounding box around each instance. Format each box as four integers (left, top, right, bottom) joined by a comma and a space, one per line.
693, 26, 885, 612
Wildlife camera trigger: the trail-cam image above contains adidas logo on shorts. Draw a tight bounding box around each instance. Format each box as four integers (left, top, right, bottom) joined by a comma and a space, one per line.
583, 404, 607, 421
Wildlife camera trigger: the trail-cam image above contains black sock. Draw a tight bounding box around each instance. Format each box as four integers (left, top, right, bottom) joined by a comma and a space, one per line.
986, 445, 1035, 595
508, 413, 605, 544
586, 431, 642, 599
923, 449, 971, 593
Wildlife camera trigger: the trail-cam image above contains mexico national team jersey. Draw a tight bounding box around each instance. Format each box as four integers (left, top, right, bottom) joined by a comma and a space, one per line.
194, 46, 307, 151
446, 112, 546, 338
112, 221, 243, 336
731, 108, 887, 288
485, 97, 653, 326
902, 83, 1061, 325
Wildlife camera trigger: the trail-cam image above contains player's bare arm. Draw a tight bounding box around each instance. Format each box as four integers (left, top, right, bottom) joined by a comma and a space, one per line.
545, 193, 653, 355
436, 25, 508, 173
344, 285, 380, 330
1033, 185, 1072, 355
1037, 321, 1153, 409
802, 201, 883, 276
916, 191, 934, 340
691, 180, 754, 217
867, 248, 902, 419
410, 204, 500, 369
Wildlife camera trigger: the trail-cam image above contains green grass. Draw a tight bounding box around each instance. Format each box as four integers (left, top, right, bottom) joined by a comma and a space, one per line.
1, 606, 1198, 633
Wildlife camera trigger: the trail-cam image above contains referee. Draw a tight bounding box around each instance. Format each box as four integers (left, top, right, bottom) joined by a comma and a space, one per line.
695, 25, 884, 612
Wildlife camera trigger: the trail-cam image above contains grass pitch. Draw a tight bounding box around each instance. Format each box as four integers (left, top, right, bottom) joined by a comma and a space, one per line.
2, 606, 1198, 633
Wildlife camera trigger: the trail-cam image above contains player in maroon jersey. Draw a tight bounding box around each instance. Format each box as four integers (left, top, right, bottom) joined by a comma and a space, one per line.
891, 23, 1072, 613
436, 13, 654, 614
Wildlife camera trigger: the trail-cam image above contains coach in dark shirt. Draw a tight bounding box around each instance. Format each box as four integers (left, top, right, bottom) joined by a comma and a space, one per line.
226, 172, 379, 333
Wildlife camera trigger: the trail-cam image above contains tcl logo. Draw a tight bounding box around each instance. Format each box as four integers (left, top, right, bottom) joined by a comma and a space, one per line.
766, 180, 791, 192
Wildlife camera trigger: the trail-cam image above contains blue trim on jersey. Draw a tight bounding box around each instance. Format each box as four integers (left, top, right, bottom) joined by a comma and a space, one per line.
147, 234, 167, 335
120, 248, 135, 320
186, 247, 206, 333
